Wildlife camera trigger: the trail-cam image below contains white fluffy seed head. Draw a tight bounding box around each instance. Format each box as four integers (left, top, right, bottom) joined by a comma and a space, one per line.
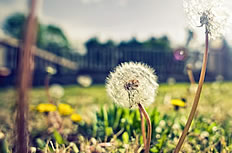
183, 0, 231, 39
106, 62, 159, 109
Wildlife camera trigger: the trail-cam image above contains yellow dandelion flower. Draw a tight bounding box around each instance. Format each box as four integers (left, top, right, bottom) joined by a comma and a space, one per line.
71, 113, 82, 122
37, 103, 57, 113
58, 103, 73, 116
171, 99, 186, 107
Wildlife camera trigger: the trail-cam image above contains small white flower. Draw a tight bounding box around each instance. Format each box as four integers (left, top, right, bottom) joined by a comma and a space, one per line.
49, 84, 64, 99
156, 134, 161, 139
159, 120, 166, 127
173, 123, 180, 130
155, 127, 162, 133
46, 66, 57, 75
183, 0, 231, 39
77, 75, 92, 87
106, 62, 158, 109
200, 131, 209, 138
212, 126, 218, 132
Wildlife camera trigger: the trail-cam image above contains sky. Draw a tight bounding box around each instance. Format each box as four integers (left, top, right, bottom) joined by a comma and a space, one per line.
1, 0, 232, 52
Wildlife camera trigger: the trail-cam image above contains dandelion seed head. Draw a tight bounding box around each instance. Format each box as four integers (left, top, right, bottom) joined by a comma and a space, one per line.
49, 84, 64, 99
159, 120, 166, 127
155, 127, 162, 133
106, 62, 158, 109
77, 75, 92, 87
183, 0, 231, 39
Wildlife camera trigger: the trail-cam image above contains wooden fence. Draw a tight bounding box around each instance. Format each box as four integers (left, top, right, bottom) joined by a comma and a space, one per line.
0, 38, 231, 86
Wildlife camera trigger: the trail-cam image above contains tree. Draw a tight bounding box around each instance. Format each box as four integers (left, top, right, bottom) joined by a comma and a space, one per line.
118, 37, 142, 49
37, 24, 70, 56
85, 37, 101, 49
37, 24, 69, 48
3, 13, 71, 56
3, 13, 26, 39
143, 36, 171, 52
102, 40, 115, 48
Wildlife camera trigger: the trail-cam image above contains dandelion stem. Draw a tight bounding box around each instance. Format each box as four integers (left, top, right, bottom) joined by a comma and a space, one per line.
16, 0, 38, 153
138, 103, 151, 153
174, 29, 209, 153
139, 108, 146, 148
187, 65, 195, 85
45, 75, 54, 104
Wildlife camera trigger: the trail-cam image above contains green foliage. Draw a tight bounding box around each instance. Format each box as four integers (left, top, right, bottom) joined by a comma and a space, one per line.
122, 132, 129, 144
76, 104, 232, 152
3, 13, 71, 56
3, 13, 26, 39
85, 36, 171, 52
0, 138, 9, 153
37, 24, 71, 56
85, 37, 101, 49
77, 105, 175, 152
143, 36, 171, 51
53, 130, 65, 145
35, 138, 46, 149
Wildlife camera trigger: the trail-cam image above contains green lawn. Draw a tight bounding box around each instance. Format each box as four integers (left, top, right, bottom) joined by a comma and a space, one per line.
1, 82, 232, 123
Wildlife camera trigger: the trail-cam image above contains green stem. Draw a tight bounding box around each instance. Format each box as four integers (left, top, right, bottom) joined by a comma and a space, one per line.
174, 30, 209, 153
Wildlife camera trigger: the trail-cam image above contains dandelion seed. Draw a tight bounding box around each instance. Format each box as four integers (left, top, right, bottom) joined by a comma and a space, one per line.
106, 62, 158, 109
183, 0, 231, 39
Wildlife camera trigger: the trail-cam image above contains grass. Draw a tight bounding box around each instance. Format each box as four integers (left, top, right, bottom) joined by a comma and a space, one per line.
1, 82, 232, 123
1, 82, 232, 152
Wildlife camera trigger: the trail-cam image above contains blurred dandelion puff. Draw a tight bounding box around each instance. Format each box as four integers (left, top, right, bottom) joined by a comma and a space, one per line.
49, 84, 64, 99
155, 127, 162, 133
183, 0, 231, 39
77, 75, 92, 87
106, 62, 158, 109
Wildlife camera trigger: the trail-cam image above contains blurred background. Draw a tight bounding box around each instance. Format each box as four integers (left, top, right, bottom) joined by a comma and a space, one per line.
0, 0, 232, 86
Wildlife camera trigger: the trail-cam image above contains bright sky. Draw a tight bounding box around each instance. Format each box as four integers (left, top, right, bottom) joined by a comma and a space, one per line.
1, 0, 232, 51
